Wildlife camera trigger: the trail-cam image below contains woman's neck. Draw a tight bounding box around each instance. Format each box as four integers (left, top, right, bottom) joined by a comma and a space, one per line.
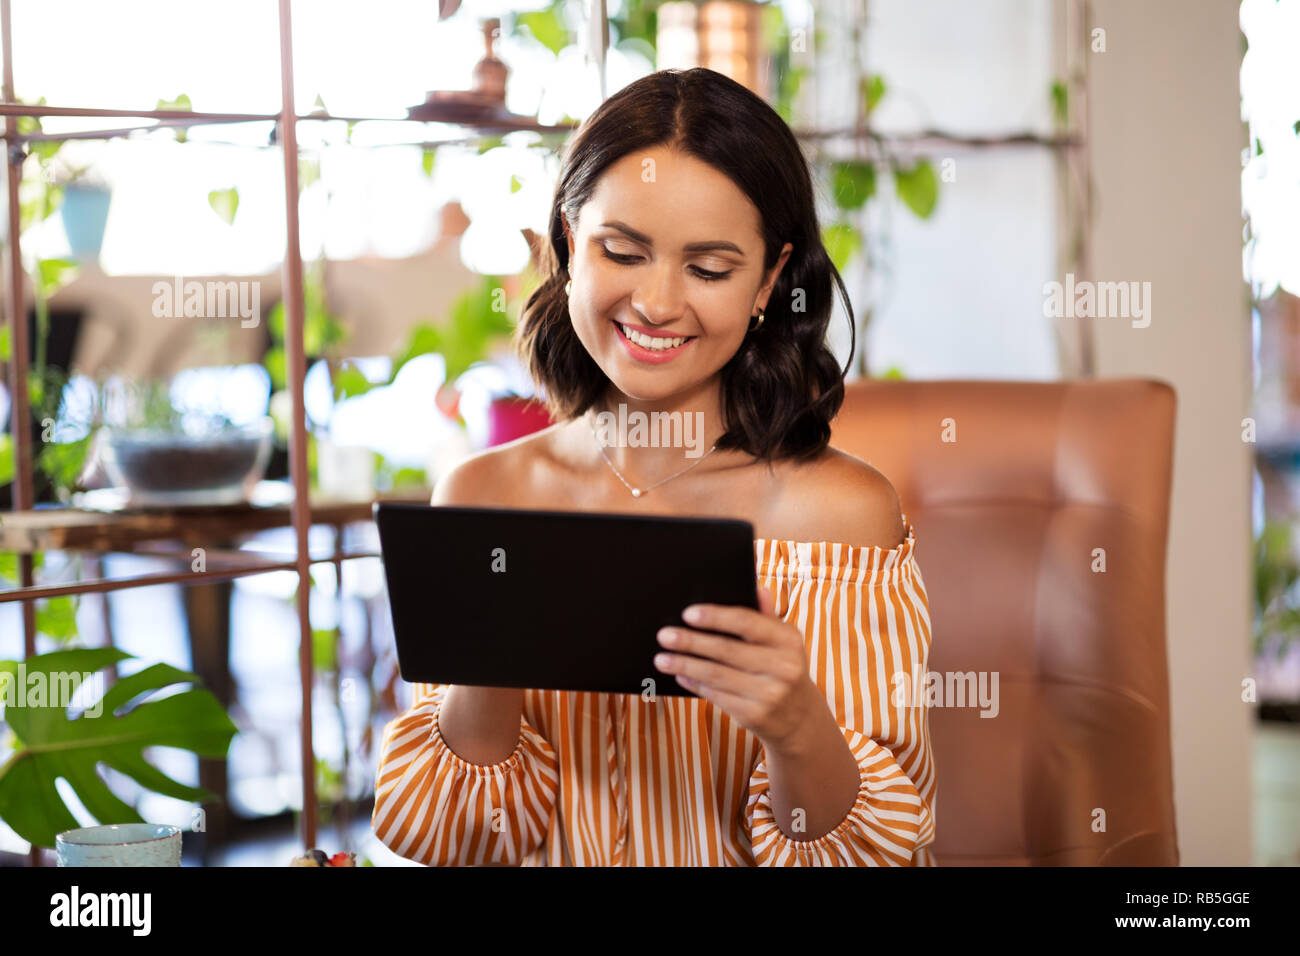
584, 383, 731, 476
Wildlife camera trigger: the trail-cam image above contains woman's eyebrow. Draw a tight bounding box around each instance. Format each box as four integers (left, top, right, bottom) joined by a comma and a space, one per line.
601, 220, 745, 256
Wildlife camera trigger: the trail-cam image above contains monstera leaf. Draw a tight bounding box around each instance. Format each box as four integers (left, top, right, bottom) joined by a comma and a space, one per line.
0, 647, 238, 848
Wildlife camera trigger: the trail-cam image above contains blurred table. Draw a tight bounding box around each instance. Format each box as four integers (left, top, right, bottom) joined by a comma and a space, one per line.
0, 481, 428, 552
0, 480, 430, 858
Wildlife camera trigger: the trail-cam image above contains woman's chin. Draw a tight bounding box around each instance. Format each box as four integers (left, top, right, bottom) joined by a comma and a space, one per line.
601, 376, 682, 404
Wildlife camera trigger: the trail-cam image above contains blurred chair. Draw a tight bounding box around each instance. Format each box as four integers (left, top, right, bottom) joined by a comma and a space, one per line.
831, 377, 1179, 865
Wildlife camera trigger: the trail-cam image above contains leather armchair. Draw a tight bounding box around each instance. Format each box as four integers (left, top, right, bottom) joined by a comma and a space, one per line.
830, 377, 1180, 865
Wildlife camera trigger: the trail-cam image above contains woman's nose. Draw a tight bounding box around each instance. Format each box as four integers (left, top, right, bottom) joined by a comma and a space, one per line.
630, 264, 686, 324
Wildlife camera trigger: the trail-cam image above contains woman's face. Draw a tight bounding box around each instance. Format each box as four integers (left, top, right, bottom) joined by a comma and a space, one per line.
562, 146, 792, 407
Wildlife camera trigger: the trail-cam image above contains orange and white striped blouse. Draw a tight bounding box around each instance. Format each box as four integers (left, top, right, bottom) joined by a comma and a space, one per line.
371, 514, 936, 866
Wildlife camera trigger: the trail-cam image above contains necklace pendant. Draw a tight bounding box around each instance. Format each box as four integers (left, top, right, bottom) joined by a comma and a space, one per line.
631, 488, 642, 497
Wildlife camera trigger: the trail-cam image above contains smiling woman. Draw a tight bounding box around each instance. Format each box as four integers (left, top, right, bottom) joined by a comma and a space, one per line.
518, 68, 851, 463
370, 67, 935, 866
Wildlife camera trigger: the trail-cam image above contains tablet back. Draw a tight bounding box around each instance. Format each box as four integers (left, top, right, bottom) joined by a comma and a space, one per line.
373, 502, 758, 696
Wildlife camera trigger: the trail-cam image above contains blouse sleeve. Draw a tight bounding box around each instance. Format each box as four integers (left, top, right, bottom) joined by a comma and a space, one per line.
371, 683, 560, 866
746, 545, 937, 866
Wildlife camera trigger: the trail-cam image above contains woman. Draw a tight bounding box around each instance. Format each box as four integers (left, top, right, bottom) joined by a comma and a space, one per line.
372, 68, 935, 866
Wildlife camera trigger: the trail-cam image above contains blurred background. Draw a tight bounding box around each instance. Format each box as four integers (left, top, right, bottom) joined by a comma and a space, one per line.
0, 0, 1293, 866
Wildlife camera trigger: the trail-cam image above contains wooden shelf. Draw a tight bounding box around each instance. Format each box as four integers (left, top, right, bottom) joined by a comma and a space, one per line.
0, 482, 428, 554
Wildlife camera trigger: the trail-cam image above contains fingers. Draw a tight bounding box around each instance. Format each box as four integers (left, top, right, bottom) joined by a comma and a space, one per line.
654, 645, 765, 697
675, 675, 753, 715
680, 601, 787, 646
656, 625, 770, 675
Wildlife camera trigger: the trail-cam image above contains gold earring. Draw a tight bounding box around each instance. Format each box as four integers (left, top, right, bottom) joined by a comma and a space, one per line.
748, 308, 765, 332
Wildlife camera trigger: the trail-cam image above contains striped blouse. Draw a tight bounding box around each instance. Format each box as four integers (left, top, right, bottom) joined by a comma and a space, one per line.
371, 514, 936, 866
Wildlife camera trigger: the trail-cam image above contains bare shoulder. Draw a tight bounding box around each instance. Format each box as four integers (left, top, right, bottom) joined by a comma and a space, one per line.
429, 423, 564, 507
770, 447, 905, 549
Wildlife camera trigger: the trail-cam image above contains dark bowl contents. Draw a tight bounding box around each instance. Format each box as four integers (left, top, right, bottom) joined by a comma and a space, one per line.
111, 437, 264, 492
101, 419, 273, 506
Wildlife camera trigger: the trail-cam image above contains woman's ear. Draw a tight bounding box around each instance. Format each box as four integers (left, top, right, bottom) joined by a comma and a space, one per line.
757, 242, 794, 312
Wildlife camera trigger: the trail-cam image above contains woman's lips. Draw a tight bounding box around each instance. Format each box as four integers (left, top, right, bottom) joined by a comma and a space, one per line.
612, 320, 696, 364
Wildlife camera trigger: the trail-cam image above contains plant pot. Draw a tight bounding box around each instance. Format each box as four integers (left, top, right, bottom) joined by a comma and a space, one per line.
61, 183, 112, 261
99, 417, 274, 507
485, 395, 552, 447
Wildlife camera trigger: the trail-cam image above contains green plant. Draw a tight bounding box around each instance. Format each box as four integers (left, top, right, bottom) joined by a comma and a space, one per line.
513, 1, 569, 54
1254, 519, 1300, 661
262, 257, 354, 487
9, 111, 82, 497
0, 551, 81, 646
264, 258, 351, 402
0, 647, 237, 849
391, 272, 518, 415
821, 70, 942, 378
2, 125, 89, 498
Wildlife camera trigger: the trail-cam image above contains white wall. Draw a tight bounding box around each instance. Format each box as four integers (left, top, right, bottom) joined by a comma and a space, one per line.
1087, 0, 1253, 865
821, 0, 1062, 379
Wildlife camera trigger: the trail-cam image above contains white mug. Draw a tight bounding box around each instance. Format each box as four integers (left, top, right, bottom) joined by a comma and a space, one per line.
56, 824, 182, 867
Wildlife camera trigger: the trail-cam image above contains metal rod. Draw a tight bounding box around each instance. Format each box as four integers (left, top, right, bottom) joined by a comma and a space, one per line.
125, 543, 380, 566
332, 523, 350, 851
1, 0, 38, 871
0, 104, 278, 122
0, 102, 576, 127
124, 544, 296, 566
13, 126, 574, 149
277, 0, 317, 852
0, 550, 381, 602
14, 117, 257, 144
0, 101, 573, 144
0, 98, 1073, 153
790, 127, 1082, 149
0, 560, 299, 601
1, 0, 35, 655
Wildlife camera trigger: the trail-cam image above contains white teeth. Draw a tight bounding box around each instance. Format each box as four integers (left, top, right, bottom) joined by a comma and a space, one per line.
620, 323, 690, 350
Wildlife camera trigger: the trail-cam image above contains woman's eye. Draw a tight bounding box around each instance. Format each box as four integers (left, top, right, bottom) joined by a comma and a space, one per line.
600, 248, 730, 282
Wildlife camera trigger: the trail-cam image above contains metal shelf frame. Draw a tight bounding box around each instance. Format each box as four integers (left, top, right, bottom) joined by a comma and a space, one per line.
0, 0, 503, 861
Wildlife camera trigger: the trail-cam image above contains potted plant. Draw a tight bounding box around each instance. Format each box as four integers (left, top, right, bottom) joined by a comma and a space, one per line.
49, 155, 113, 264
96, 378, 275, 507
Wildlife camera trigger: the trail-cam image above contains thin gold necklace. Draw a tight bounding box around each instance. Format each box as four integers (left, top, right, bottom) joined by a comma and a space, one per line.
586, 410, 719, 498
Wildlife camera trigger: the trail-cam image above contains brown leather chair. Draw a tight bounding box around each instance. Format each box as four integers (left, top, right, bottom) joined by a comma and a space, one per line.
830, 377, 1180, 865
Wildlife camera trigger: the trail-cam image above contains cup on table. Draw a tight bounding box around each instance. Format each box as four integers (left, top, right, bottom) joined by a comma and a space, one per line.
56, 824, 182, 867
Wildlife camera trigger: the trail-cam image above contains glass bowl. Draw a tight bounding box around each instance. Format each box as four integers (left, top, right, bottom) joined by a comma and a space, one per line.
99, 417, 274, 507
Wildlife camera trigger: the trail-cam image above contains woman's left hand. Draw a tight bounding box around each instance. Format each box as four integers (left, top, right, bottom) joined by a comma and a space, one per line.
654, 588, 825, 755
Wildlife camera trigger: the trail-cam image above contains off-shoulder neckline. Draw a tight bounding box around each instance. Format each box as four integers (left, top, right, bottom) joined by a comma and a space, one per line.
753, 513, 918, 583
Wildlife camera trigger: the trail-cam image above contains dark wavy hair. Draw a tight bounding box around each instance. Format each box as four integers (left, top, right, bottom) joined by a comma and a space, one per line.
516, 67, 854, 462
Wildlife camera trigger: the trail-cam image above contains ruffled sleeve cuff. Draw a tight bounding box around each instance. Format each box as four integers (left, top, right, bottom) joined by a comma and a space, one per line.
371, 685, 560, 865
427, 690, 554, 778
746, 726, 929, 866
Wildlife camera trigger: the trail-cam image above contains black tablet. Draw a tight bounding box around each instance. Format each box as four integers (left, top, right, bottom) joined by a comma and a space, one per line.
373, 502, 759, 697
